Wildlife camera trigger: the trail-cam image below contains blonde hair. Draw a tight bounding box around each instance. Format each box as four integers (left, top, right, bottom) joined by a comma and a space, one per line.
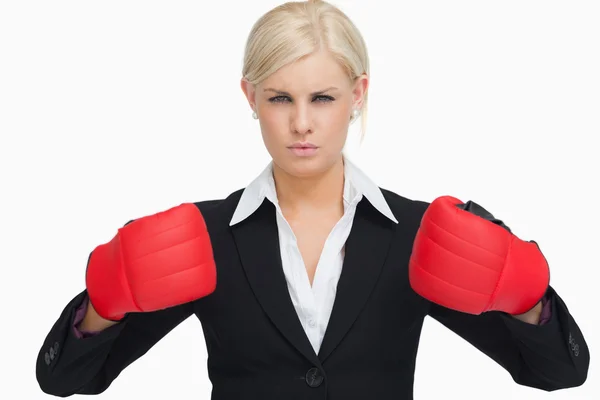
242, 0, 370, 137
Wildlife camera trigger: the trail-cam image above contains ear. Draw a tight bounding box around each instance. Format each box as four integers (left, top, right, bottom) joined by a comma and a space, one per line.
352, 73, 369, 109
240, 78, 257, 111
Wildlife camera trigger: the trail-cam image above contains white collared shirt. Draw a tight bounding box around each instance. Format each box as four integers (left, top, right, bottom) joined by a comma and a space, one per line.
230, 157, 398, 354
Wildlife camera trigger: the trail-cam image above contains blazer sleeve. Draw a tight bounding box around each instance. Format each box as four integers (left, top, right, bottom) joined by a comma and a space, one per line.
427, 285, 589, 391
36, 289, 194, 397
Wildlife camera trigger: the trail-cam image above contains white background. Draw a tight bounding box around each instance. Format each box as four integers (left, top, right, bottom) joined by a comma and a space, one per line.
1, 0, 598, 399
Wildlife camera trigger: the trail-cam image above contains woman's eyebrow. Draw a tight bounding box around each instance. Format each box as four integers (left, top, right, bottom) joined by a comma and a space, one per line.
263, 87, 338, 96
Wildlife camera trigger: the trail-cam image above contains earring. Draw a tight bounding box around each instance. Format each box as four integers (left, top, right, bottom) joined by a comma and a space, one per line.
252, 111, 258, 120
350, 108, 359, 122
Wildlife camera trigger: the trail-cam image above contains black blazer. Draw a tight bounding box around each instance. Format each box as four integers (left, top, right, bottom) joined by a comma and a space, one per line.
36, 188, 589, 399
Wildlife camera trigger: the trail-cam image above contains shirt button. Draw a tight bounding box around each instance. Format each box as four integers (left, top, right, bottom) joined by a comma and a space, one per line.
308, 319, 316, 328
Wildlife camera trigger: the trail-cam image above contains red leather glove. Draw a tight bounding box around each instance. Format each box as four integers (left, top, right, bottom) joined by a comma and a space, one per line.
85, 203, 217, 321
409, 195, 549, 315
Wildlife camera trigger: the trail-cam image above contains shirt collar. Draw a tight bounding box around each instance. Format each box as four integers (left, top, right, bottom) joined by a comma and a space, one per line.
229, 156, 398, 226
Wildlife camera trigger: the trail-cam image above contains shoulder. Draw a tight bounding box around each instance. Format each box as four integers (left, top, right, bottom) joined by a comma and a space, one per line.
191, 188, 245, 233
378, 187, 430, 225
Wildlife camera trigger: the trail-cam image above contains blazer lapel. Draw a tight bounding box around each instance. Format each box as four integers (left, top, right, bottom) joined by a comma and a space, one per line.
318, 198, 396, 362
231, 199, 320, 366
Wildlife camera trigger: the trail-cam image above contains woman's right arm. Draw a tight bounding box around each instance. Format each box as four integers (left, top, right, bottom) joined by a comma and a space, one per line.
77, 297, 119, 333
36, 289, 194, 397
36, 203, 216, 396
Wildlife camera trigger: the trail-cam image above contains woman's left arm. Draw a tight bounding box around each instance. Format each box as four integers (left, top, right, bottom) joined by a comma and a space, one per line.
428, 285, 590, 391
511, 297, 545, 325
412, 196, 590, 391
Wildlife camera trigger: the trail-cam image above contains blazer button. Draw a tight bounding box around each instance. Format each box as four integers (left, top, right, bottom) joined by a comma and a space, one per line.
572, 343, 580, 356
305, 367, 324, 388
44, 352, 50, 366
568, 332, 579, 357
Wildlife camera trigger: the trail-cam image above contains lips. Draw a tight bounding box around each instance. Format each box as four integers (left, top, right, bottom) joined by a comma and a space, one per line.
289, 142, 317, 149
288, 144, 318, 157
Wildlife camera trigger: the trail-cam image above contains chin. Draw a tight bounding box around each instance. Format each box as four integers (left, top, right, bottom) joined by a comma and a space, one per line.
275, 152, 338, 178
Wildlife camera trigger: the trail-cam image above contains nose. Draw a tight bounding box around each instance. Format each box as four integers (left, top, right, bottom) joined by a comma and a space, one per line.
291, 104, 312, 135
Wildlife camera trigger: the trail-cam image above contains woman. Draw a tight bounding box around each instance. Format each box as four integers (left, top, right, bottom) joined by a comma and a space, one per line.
36, 0, 589, 398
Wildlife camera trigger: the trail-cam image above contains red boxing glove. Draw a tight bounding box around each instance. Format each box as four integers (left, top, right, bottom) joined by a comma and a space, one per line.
409, 195, 549, 315
86, 203, 217, 321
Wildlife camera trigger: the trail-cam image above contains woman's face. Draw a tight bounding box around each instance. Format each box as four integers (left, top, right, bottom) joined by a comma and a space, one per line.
242, 50, 367, 178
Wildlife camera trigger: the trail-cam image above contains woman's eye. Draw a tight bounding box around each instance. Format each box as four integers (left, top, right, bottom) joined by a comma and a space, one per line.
313, 95, 334, 102
268, 96, 290, 103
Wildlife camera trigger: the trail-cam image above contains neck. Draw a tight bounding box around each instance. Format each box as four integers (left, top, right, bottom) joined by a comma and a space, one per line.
273, 157, 345, 216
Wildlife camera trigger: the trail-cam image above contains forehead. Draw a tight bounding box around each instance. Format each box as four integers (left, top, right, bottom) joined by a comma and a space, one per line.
261, 50, 350, 92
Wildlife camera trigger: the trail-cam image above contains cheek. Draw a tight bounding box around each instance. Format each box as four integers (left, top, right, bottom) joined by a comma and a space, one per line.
257, 106, 279, 129
317, 103, 351, 134
257, 108, 287, 149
